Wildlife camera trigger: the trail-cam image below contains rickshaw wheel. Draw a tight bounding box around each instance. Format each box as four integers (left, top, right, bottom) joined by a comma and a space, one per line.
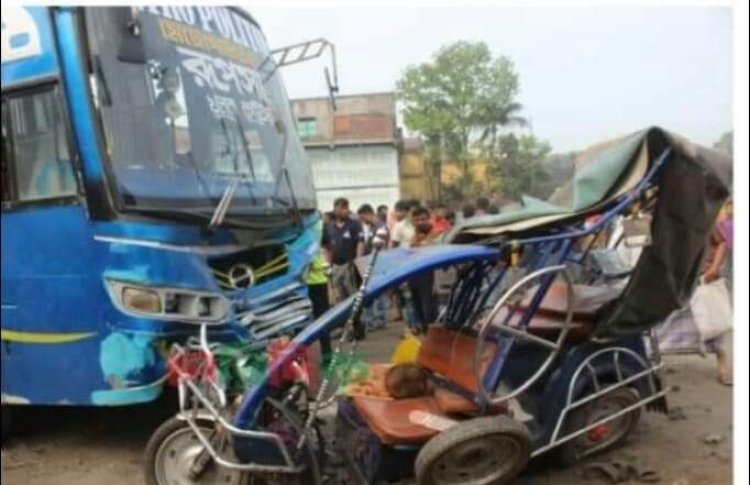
144, 417, 248, 485
415, 416, 530, 485
557, 386, 642, 466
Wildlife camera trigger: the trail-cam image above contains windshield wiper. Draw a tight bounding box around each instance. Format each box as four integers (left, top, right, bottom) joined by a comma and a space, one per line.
219, 118, 239, 174
205, 113, 258, 229
233, 110, 256, 180
209, 177, 240, 228
270, 128, 303, 229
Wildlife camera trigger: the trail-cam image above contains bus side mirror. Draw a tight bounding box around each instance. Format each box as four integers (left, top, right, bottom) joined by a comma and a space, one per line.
112, 7, 147, 64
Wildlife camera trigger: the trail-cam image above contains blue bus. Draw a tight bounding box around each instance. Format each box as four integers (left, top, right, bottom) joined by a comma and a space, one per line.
1, 7, 324, 410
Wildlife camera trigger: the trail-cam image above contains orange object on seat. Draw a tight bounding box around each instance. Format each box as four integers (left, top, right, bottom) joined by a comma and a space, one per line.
352, 396, 442, 444
416, 326, 497, 393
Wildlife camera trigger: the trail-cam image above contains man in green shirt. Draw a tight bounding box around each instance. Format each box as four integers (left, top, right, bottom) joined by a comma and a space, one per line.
307, 221, 333, 362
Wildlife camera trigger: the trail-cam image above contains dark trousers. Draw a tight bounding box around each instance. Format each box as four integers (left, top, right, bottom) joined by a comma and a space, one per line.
408, 272, 436, 331
308, 283, 332, 360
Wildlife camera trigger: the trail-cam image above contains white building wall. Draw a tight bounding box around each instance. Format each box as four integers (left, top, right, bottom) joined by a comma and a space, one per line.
307, 145, 401, 211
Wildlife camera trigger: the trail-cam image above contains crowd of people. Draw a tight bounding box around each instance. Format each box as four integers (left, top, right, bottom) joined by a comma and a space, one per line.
306, 196, 499, 359
307, 194, 735, 385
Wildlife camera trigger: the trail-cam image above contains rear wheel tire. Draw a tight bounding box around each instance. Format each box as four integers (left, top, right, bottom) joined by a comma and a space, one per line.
556, 386, 642, 466
415, 416, 530, 485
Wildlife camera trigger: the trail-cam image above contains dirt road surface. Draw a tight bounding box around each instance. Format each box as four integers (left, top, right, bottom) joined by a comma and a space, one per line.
1, 326, 733, 485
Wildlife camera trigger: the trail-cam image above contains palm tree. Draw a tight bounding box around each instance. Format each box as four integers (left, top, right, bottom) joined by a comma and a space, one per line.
477, 102, 528, 153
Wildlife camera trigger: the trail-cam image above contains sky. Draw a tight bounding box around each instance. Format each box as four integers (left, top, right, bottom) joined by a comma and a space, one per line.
252, 6, 733, 153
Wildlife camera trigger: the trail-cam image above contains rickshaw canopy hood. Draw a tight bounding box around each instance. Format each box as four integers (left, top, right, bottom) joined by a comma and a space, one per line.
448, 126, 731, 241
449, 126, 731, 339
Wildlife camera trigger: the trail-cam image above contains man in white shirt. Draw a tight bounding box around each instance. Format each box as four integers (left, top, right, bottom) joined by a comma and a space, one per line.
390, 202, 416, 248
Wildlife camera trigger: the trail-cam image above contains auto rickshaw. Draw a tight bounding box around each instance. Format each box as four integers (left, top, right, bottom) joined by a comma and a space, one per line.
144, 127, 730, 485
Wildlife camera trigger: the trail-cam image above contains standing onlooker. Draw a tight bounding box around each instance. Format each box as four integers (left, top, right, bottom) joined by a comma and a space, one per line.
475, 197, 490, 216
387, 200, 412, 320
388, 200, 411, 233
358, 204, 387, 253
376, 204, 389, 227
445, 210, 457, 227
431, 203, 452, 234
358, 204, 388, 330
391, 201, 417, 249
322, 211, 335, 226
405, 206, 438, 332
462, 203, 476, 220
307, 219, 332, 364
701, 200, 733, 385
323, 198, 364, 303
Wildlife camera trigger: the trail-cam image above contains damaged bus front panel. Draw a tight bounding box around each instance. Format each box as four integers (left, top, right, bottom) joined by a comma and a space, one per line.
1, 6, 319, 406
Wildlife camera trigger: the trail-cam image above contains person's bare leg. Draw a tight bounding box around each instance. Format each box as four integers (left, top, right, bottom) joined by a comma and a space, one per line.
716, 350, 731, 385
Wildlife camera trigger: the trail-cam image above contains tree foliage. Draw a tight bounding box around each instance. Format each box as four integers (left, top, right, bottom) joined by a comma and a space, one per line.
487, 134, 552, 202
397, 41, 525, 196
713, 131, 733, 155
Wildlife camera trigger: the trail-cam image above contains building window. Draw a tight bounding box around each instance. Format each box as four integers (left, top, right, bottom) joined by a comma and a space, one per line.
297, 117, 317, 139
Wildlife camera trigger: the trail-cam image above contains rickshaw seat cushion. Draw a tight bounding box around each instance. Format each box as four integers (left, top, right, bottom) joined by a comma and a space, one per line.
351, 392, 509, 445
519, 281, 621, 322
416, 326, 497, 394
351, 396, 442, 444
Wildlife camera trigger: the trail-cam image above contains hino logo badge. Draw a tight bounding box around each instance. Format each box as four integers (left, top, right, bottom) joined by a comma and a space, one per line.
1, 8, 43, 64
228, 264, 256, 289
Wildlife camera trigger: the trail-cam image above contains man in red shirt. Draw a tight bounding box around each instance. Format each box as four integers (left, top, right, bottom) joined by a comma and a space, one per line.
430, 203, 452, 234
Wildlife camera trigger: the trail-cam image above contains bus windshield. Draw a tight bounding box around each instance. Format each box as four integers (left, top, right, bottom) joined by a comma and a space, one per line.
85, 7, 316, 217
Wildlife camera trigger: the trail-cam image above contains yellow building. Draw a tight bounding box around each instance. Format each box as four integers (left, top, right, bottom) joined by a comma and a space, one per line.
399, 138, 491, 203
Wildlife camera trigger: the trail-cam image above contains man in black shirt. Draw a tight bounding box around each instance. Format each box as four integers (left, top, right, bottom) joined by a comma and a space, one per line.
323, 198, 364, 302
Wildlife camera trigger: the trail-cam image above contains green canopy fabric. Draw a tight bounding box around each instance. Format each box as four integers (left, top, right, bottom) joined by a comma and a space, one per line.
449, 126, 731, 339
449, 127, 731, 242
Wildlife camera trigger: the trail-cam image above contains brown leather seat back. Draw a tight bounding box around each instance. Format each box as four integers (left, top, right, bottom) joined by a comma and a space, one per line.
416, 326, 496, 393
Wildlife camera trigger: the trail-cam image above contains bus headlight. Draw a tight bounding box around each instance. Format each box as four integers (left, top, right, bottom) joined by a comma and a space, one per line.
123, 287, 161, 313
106, 280, 229, 324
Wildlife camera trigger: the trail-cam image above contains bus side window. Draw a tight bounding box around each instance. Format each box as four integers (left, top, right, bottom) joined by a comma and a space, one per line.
4, 87, 77, 203
1, 100, 13, 204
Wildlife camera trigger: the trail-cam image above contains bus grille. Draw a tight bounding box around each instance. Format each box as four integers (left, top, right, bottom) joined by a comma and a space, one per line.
209, 246, 289, 291
234, 282, 312, 342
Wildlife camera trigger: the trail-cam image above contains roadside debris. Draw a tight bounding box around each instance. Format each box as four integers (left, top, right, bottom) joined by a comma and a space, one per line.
582, 460, 661, 483
667, 406, 688, 421
702, 434, 725, 445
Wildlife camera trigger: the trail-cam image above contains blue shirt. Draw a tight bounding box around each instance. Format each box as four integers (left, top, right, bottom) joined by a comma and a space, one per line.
323, 219, 363, 265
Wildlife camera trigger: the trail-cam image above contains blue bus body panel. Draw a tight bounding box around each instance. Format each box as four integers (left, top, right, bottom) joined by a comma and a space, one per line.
2, 7, 319, 407
1, 205, 318, 405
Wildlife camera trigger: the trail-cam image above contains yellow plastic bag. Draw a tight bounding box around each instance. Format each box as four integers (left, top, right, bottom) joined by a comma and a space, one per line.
390, 333, 421, 365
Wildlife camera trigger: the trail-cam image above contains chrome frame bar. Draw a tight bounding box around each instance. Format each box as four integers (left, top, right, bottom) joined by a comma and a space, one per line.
532, 345, 671, 457
531, 388, 670, 457
182, 412, 305, 474
176, 376, 304, 473
475, 265, 574, 406
168, 337, 305, 474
